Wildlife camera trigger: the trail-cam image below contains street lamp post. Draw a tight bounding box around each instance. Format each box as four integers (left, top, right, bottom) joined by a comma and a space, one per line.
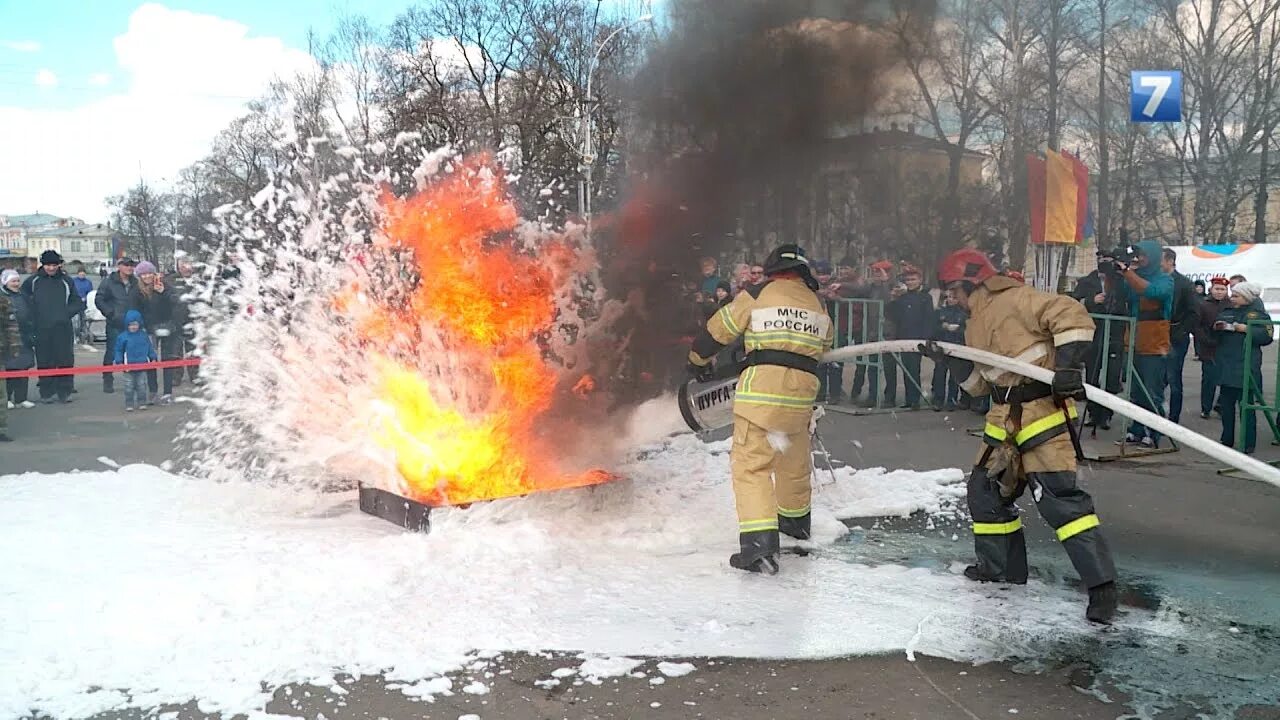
579, 11, 652, 246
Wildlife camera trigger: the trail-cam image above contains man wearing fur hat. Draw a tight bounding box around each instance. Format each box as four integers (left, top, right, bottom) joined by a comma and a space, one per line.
20, 250, 85, 403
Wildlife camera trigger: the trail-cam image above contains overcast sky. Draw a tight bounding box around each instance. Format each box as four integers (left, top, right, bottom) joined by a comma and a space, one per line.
0, 1, 408, 222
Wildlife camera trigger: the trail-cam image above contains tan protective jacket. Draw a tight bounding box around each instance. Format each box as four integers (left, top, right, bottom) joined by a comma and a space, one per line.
959, 276, 1095, 457
690, 276, 833, 434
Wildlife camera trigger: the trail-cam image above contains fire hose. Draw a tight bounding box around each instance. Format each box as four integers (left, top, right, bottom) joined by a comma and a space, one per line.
822, 341, 1280, 488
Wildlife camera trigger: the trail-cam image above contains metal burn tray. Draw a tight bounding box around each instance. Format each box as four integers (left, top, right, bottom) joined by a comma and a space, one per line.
358, 483, 432, 533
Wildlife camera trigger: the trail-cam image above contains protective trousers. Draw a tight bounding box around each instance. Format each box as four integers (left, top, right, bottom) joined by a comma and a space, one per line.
970, 401, 1116, 589
730, 415, 813, 555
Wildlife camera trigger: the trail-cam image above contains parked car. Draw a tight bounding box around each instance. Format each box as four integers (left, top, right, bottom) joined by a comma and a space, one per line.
85, 289, 107, 343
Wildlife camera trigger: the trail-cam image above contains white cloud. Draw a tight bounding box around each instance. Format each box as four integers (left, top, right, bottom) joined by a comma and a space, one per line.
88, 72, 112, 87
34, 69, 58, 87
0, 3, 316, 220
2, 40, 41, 52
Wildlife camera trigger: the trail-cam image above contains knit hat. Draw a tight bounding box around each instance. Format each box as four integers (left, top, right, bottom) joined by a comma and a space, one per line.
1232, 281, 1262, 304
1, 269, 18, 286
135, 260, 157, 275
39, 250, 63, 265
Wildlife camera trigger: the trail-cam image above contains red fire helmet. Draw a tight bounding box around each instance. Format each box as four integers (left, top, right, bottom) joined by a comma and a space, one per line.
937, 248, 998, 286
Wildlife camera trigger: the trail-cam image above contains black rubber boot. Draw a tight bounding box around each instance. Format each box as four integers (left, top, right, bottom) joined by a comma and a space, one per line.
729, 530, 780, 575
966, 468, 1030, 584
963, 564, 1028, 585
1086, 582, 1118, 624
778, 513, 811, 540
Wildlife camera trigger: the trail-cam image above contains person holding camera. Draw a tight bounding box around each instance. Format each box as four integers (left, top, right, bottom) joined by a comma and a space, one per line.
1071, 263, 1130, 430
1212, 282, 1273, 453
1104, 240, 1174, 449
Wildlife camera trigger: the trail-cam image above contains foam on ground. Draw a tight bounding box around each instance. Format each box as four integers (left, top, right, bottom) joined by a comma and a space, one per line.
0, 434, 1180, 718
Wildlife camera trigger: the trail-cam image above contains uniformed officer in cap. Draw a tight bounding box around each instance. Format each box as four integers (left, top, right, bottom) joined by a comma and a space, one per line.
687, 245, 833, 574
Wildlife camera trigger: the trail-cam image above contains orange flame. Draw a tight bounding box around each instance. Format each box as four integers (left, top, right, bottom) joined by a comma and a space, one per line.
346, 156, 610, 506
572, 375, 596, 398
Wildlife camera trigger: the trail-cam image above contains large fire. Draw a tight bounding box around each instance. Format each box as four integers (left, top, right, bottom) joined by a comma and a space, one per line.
343, 156, 612, 506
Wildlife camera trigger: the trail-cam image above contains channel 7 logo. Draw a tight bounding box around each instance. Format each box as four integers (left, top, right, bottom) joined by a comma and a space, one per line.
1131, 71, 1182, 122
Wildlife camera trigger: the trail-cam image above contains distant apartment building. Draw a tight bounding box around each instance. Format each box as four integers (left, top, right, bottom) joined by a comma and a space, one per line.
0, 213, 116, 271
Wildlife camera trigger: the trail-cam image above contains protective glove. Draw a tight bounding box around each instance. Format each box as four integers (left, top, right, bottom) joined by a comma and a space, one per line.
686, 360, 715, 383
918, 339, 948, 365
1051, 367, 1086, 401
809, 403, 826, 435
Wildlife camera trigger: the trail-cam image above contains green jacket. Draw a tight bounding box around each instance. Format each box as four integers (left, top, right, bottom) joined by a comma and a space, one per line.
0, 291, 20, 360
1213, 300, 1274, 389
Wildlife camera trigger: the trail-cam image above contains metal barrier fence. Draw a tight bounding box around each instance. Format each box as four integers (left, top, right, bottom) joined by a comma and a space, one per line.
827, 297, 930, 410
1239, 317, 1280, 453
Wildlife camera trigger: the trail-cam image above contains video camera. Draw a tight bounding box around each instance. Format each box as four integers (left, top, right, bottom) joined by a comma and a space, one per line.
1097, 244, 1139, 276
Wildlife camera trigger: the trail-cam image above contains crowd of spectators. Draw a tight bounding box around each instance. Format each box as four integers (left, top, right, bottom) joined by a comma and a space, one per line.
1072, 242, 1273, 453
686, 252, 996, 413
0, 252, 204, 442
686, 241, 1273, 455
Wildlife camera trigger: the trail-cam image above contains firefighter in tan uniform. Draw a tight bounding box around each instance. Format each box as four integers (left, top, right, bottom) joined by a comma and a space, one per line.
922, 249, 1119, 623
688, 244, 833, 575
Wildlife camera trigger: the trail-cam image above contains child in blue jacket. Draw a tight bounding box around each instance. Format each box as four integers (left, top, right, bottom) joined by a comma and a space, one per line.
113, 310, 156, 412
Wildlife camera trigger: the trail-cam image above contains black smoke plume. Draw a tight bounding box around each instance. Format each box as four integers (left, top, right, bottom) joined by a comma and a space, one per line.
607, 0, 936, 385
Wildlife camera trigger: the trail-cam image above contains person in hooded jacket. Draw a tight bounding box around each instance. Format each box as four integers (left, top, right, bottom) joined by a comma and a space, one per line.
1212, 282, 1274, 453
1116, 240, 1174, 449
2, 269, 36, 409
113, 309, 157, 412
21, 250, 85, 403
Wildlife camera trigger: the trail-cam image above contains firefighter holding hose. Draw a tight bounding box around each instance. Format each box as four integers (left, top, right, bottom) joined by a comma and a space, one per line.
687, 244, 833, 575
921, 248, 1119, 623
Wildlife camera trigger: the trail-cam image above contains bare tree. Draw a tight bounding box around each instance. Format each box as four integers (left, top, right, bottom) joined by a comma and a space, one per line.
977, 0, 1044, 270
890, 0, 993, 248
108, 180, 177, 264
320, 15, 381, 146
205, 101, 286, 204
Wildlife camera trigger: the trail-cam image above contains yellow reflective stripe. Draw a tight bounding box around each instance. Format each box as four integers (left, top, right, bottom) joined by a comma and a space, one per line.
1014, 405, 1077, 446
736, 393, 814, 409
984, 423, 1008, 441
1055, 514, 1099, 542
777, 505, 810, 518
718, 306, 741, 336
972, 518, 1023, 535
740, 518, 779, 532
744, 330, 825, 348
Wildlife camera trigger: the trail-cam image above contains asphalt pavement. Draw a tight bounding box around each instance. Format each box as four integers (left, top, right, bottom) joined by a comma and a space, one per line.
5, 347, 1280, 719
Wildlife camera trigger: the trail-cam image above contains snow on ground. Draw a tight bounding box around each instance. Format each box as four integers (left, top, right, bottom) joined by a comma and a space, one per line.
0, 434, 1178, 718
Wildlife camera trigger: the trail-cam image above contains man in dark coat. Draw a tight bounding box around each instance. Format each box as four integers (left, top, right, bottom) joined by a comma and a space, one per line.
886, 264, 935, 410
1161, 248, 1201, 423
95, 257, 138, 393
1070, 267, 1130, 430
21, 250, 85, 403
